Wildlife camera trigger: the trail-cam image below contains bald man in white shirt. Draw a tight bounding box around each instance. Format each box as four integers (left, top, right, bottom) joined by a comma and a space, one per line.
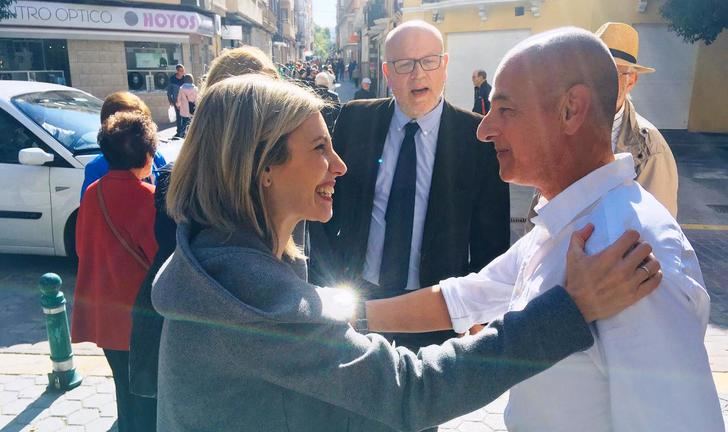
363, 27, 722, 431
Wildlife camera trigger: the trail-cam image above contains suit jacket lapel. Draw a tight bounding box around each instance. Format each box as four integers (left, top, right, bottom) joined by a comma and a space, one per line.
347, 99, 395, 277
420, 101, 460, 282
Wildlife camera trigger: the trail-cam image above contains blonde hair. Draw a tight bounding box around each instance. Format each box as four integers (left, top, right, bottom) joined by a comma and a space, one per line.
200, 46, 279, 95
167, 74, 324, 259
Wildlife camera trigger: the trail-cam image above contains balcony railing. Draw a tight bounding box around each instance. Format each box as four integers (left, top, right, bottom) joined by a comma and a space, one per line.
262, 7, 277, 31
367, 0, 387, 28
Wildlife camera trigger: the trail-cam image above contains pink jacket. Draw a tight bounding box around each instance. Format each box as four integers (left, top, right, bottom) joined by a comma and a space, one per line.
176, 84, 198, 118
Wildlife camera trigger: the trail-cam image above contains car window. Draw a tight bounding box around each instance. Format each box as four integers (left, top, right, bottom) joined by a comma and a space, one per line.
0, 109, 45, 164
12, 90, 102, 154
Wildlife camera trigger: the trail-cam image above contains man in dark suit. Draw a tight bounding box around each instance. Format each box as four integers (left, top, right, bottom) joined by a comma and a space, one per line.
309, 20, 510, 351
472, 69, 492, 115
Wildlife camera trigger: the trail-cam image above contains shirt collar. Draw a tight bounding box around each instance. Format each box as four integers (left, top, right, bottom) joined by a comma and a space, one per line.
531, 153, 636, 236
392, 97, 444, 137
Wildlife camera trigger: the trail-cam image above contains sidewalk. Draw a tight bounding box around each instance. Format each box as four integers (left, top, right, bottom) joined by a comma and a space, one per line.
0, 343, 116, 431
3, 323, 728, 431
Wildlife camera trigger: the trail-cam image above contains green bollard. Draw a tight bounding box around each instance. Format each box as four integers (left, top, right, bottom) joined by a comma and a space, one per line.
40, 273, 83, 391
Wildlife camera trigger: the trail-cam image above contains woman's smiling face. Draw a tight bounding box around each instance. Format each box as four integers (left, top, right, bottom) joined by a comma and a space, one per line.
265, 113, 347, 225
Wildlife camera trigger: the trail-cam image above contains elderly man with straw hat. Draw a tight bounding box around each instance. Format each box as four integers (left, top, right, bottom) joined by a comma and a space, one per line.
525, 23, 679, 232
597, 22, 679, 217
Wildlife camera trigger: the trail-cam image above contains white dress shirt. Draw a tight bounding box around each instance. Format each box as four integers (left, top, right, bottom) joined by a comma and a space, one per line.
362, 98, 444, 290
440, 153, 722, 431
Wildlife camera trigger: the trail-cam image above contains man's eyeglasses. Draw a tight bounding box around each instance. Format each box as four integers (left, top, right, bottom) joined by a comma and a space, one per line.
387, 54, 444, 74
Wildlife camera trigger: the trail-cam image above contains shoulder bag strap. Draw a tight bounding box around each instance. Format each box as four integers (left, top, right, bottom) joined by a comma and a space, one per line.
96, 180, 151, 271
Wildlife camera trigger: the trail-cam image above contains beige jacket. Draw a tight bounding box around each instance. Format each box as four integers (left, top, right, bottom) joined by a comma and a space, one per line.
524, 99, 678, 233
614, 99, 679, 217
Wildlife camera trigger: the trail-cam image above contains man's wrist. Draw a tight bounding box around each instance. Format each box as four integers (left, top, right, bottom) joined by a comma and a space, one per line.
353, 300, 368, 332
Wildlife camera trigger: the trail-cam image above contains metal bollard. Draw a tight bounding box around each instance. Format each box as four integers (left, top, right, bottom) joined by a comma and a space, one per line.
40, 273, 83, 391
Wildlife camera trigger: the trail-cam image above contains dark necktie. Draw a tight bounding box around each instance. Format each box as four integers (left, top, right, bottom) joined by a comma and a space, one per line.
379, 121, 420, 292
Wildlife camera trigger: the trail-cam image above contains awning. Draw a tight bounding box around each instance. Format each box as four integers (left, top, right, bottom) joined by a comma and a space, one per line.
0, 26, 189, 43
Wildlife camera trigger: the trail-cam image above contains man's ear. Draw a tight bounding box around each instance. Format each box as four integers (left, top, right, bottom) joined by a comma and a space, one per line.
562, 84, 591, 136
382, 62, 390, 83
625, 73, 639, 94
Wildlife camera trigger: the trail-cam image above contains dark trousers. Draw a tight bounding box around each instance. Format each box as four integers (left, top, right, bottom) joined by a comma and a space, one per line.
174, 106, 182, 135
103, 349, 157, 432
180, 117, 191, 137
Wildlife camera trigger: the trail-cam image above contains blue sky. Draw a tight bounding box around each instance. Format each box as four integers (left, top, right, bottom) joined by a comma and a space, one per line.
312, 0, 337, 30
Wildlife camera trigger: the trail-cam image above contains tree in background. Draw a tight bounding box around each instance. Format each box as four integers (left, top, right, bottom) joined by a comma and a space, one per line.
661, 0, 728, 45
314, 24, 333, 59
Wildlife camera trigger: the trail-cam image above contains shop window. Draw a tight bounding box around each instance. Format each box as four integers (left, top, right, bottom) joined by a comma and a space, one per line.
125, 42, 183, 92
0, 39, 70, 86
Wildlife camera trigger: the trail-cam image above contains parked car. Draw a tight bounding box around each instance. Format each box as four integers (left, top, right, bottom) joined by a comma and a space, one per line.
0, 81, 179, 257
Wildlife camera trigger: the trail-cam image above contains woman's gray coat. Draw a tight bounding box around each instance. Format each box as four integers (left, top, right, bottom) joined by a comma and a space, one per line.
152, 223, 593, 431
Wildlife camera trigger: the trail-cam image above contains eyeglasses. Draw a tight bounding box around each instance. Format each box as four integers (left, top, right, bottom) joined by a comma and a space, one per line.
387, 54, 444, 74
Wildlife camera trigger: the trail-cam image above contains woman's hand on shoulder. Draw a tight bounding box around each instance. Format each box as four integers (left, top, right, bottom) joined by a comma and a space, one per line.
565, 224, 662, 322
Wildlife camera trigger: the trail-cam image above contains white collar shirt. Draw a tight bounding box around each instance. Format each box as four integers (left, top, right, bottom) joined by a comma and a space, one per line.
362, 98, 444, 290
439, 153, 721, 431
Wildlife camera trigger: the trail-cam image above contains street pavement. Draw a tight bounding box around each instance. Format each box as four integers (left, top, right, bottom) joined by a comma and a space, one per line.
2, 78, 728, 431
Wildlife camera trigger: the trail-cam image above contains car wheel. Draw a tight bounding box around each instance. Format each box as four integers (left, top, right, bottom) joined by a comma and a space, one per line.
64, 211, 78, 261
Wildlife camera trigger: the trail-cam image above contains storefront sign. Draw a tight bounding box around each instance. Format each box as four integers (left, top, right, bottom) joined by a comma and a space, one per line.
1, 1, 215, 36
221, 25, 242, 41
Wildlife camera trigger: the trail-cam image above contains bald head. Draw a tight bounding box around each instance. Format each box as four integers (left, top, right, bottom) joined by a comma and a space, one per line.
497, 27, 618, 131
384, 20, 444, 59
479, 28, 619, 197
382, 20, 448, 119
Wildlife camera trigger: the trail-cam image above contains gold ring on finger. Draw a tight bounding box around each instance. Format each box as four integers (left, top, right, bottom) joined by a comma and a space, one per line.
638, 265, 650, 278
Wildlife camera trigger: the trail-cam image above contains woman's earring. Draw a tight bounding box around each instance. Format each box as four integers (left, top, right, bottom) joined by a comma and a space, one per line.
264, 177, 272, 187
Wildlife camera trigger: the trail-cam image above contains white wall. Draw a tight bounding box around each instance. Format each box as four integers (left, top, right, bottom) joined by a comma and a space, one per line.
445, 29, 531, 111
630, 24, 698, 129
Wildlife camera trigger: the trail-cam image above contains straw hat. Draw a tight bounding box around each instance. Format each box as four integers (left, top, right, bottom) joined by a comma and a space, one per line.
595, 22, 655, 74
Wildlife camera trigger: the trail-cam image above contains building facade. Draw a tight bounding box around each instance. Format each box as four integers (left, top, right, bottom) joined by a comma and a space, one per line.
337, 0, 401, 96
295, 0, 314, 60
0, 0, 313, 124
336, 0, 364, 65
401, 0, 728, 133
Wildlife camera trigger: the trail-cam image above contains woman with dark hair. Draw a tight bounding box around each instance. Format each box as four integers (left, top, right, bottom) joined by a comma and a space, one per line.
80, 91, 166, 201
72, 111, 158, 432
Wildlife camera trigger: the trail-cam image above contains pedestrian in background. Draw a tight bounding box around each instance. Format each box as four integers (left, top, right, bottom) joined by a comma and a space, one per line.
336, 58, 345, 81
326, 65, 336, 90
354, 77, 375, 100
129, 46, 283, 407
314, 72, 341, 135
472, 69, 491, 115
176, 73, 198, 138
352, 61, 361, 87
80, 92, 167, 201
167, 64, 185, 137
199, 46, 279, 95
598, 22, 678, 216
72, 112, 159, 432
